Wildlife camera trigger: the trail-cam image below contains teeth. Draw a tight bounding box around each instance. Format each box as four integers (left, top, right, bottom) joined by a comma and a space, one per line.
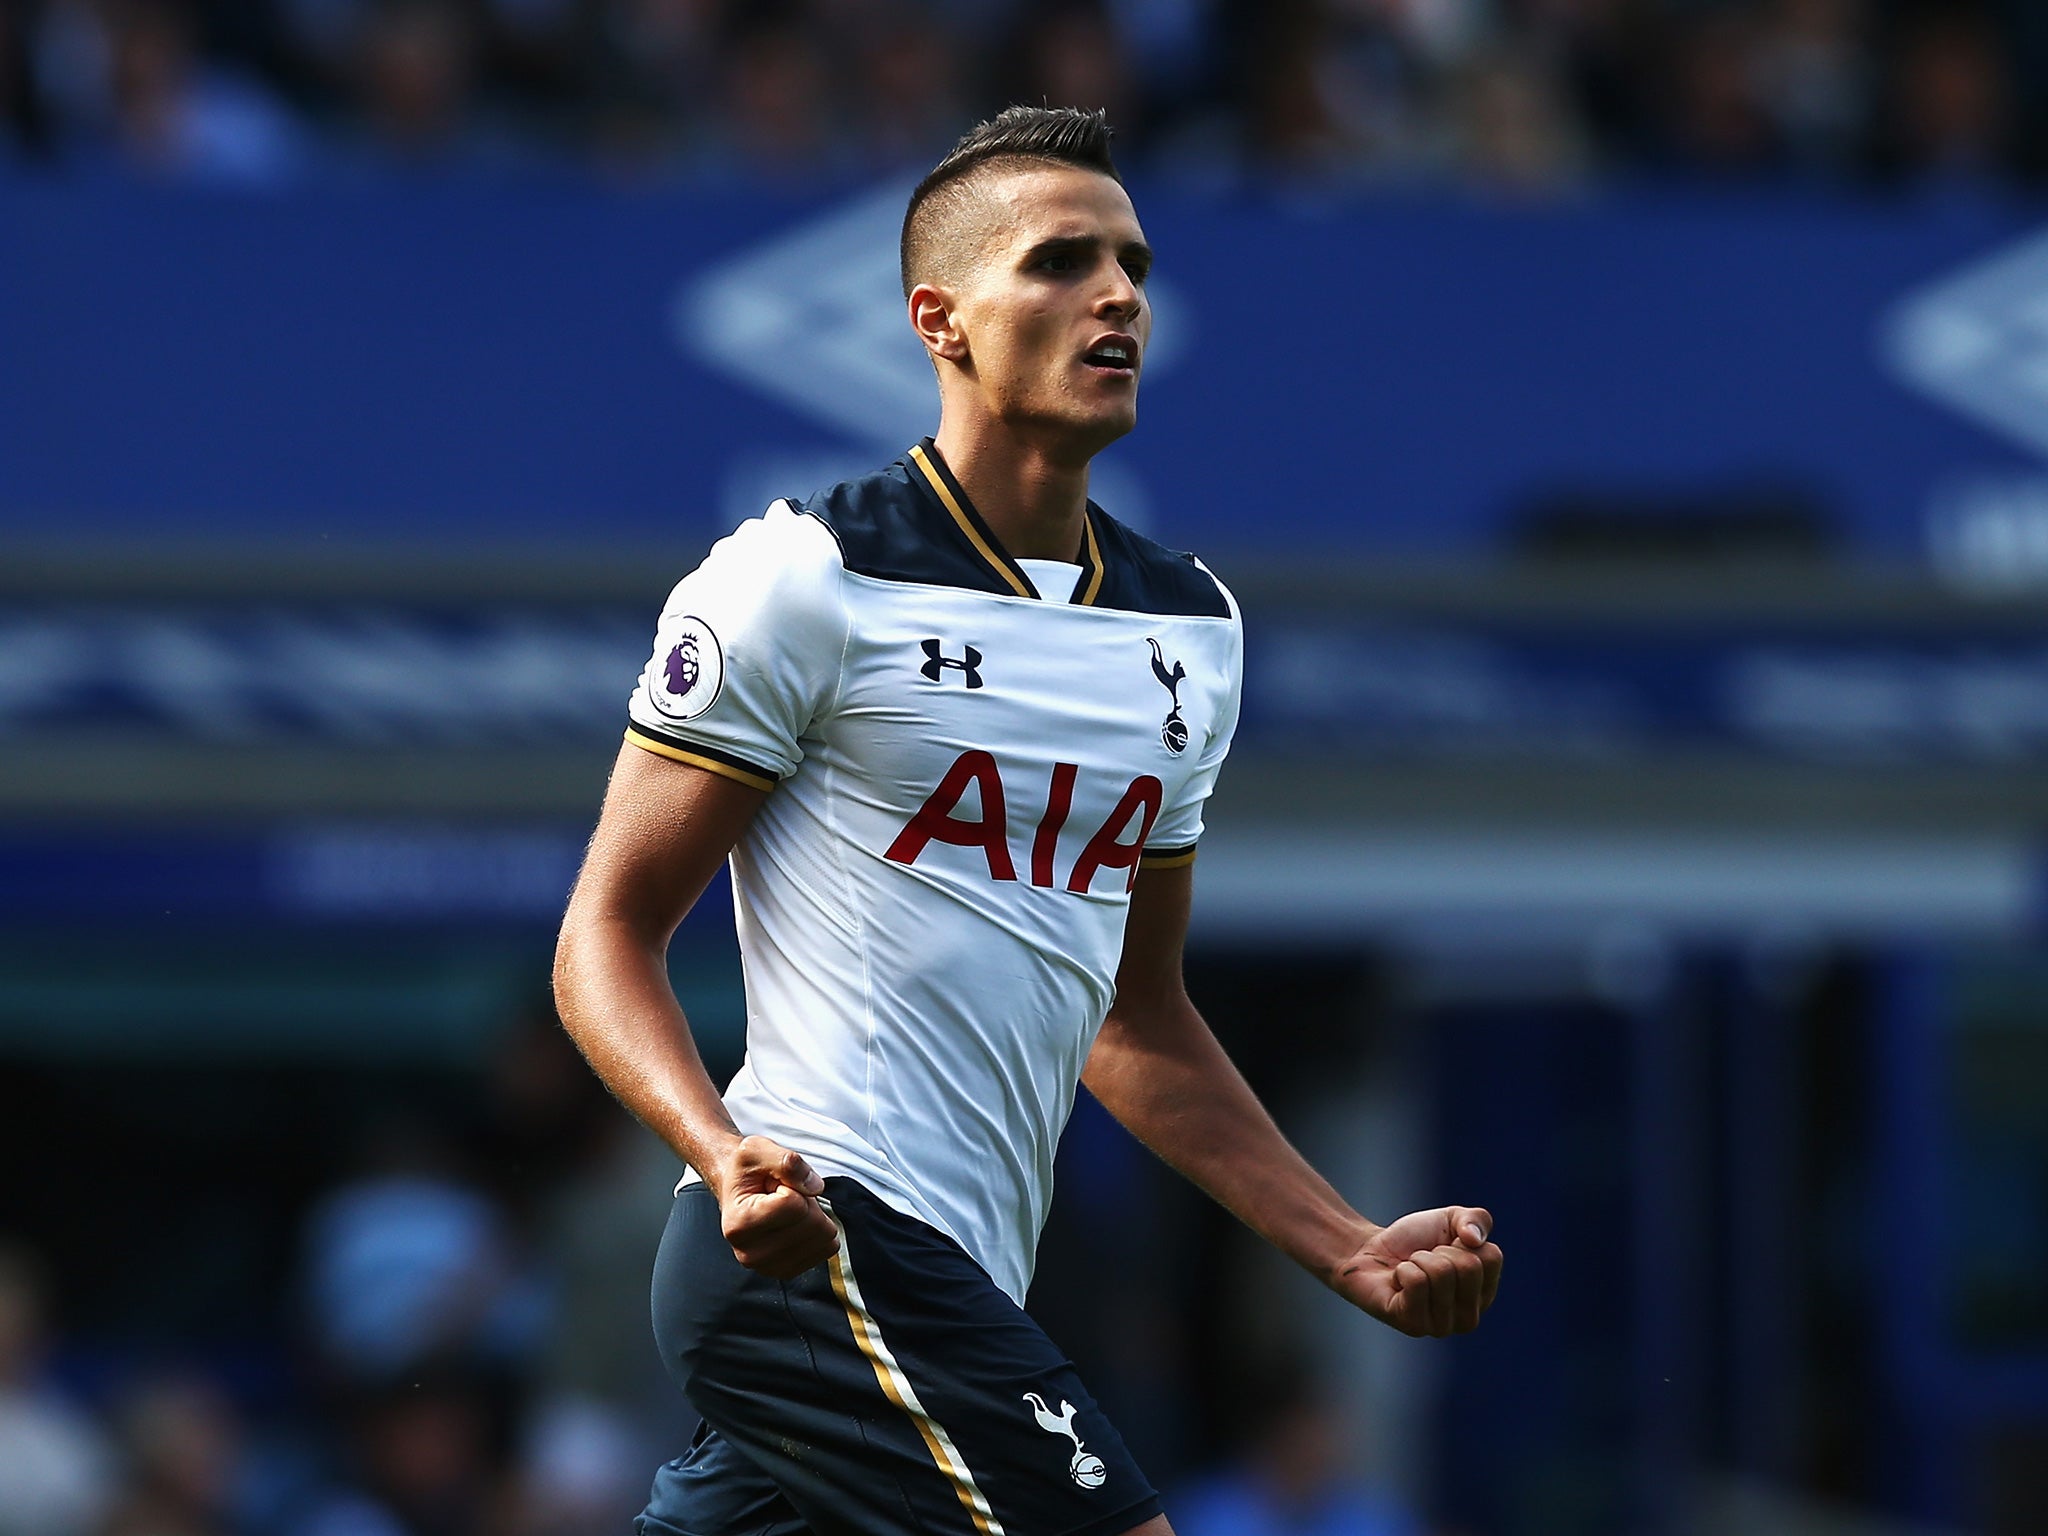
1093, 345, 1130, 365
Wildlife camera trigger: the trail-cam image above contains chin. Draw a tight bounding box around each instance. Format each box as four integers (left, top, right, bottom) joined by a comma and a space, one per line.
1093, 409, 1138, 449
1007, 397, 1137, 456
1076, 398, 1138, 445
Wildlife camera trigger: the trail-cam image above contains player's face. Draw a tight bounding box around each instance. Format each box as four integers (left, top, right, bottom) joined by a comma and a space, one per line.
953, 166, 1152, 455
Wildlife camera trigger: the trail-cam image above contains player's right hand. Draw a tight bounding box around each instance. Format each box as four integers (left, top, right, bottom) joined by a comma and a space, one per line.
713, 1135, 841, 1278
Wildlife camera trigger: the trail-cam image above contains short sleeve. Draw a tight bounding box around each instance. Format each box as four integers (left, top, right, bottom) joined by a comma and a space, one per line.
1142, 565, 1242, 865
624, 501, 848, 790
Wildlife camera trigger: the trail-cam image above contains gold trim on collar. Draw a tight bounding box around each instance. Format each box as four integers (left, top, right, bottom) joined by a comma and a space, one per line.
1076, 511, 1106, 606
907, 444, 1033, 599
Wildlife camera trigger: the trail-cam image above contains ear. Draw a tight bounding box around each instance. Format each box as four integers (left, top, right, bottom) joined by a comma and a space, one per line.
908, 283, 968, 365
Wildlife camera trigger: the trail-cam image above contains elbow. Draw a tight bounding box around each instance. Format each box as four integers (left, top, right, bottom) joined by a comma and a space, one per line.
550, 893, 658, 1031
552, 899, 590, 1022
550, 930, 573, 1009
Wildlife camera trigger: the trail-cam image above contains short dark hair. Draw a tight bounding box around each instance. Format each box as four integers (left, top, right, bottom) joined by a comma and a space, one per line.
900, 106, 1122, 298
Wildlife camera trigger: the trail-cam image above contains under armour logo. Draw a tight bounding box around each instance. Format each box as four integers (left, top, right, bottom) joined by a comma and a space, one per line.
1147, 639, 1189, 754
1023, 1393, 1106, 1489
919, 639, 984, 689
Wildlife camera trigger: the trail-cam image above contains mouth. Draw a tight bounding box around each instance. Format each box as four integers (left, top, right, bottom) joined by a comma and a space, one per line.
1080, 334, 1139, 379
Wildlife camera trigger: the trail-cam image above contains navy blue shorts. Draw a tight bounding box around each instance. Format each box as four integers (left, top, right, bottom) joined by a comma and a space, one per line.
638, 1177, 1161, 1536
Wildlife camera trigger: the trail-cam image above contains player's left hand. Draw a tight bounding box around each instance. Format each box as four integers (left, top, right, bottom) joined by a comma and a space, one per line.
1328, 1206, 1502, 1338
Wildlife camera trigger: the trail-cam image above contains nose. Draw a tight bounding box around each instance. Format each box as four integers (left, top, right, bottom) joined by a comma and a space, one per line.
1096, 263, 1141, 323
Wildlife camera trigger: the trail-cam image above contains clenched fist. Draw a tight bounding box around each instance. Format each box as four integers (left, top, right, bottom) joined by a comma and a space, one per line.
1330, 1206, 1503, 1338
710, 1135, 841, 1278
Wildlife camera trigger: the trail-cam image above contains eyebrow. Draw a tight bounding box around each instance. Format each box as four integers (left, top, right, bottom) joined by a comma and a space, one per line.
1021, 234, 1154, 274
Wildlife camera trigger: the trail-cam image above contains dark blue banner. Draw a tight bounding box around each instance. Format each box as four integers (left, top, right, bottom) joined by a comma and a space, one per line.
5, 178, 2045, 563
7, 598, 2048, 764
0, 821, 741, 934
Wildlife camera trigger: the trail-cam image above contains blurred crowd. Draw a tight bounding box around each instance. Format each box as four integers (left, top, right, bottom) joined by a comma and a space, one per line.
0, 1010, 694, 1536
0, 997, 1422, 1536
0, 0, 2043, 193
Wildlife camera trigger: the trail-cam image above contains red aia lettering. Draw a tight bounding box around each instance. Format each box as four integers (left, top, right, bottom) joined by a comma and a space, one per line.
1066, 775, 1163, 894
884, 749, 1018, 881
890, 755, 1164, 892
1031, 762, 1079, 888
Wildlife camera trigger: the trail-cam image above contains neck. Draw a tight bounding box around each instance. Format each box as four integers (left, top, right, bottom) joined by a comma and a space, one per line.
930, 418, 1091, 562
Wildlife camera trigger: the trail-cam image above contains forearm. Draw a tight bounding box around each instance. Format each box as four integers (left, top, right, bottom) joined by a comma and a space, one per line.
1083, 997, 1377, 1284
552, 909, 742, 1184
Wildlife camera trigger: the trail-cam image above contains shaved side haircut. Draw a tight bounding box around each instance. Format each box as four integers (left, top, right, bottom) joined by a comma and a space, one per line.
900, 105, 1122, 299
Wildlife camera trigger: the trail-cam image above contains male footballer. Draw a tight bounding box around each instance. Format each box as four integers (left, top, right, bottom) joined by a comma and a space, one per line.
554, 105, 1503, 1536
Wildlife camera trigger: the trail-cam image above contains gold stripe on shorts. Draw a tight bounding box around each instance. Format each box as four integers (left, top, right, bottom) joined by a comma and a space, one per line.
825, 1211, 1007, 1536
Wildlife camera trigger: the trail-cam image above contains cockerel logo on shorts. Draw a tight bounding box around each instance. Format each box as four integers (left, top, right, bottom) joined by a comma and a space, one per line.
1023, 1393, 1106, 1489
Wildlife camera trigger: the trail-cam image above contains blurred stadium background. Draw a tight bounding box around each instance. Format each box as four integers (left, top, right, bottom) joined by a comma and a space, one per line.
5, 1, 2048, 1534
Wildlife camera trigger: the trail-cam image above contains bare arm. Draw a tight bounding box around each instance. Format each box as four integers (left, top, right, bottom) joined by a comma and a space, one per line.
1084, 862, 1503, 1336
553, 743, 837, 1277
1085, 862, 1372, 1277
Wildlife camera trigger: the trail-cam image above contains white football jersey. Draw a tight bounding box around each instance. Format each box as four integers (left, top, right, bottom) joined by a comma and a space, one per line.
625, 440, 1242, 1303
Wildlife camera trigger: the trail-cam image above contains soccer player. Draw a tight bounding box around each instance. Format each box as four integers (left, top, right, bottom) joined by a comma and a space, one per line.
553, 106, 1503, 1536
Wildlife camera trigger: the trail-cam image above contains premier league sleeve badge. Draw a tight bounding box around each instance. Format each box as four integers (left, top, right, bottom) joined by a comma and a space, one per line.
646, 615, 726, 722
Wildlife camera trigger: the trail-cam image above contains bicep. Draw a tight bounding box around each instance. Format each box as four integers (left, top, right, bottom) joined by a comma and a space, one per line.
566, 743, 769, 946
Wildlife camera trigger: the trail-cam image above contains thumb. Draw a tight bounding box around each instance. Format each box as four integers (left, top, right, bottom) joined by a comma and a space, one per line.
778, 1149, 825, 1196
1451, 1206, 1494, 1248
